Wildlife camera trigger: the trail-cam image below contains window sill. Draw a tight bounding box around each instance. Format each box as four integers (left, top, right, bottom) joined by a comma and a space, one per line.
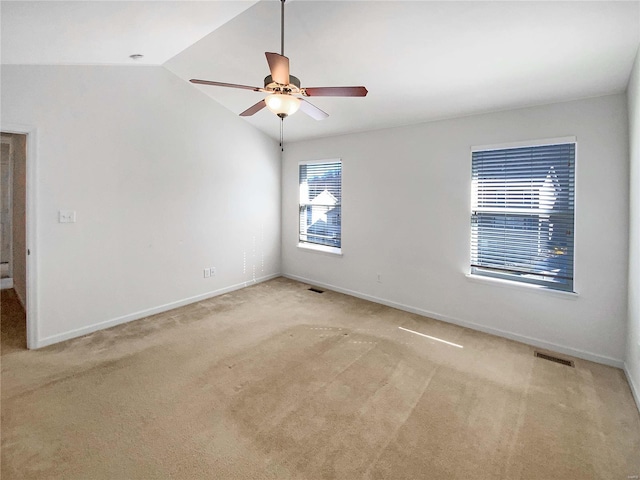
465, 273, 579, 299
297, 243, 342, 256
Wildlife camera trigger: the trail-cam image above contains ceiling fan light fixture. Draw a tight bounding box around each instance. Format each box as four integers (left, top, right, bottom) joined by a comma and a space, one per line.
265, 93, 300, 117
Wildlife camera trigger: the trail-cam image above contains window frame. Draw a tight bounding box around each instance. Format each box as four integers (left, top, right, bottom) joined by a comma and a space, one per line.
298, 159, 343, 255
469, 137, 577, 293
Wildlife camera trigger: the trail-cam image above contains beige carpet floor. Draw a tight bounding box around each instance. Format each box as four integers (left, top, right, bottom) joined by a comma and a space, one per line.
1, 278, 639, 479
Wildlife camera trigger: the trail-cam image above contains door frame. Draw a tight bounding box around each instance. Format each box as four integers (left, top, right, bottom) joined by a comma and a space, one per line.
1, 123, 38, 349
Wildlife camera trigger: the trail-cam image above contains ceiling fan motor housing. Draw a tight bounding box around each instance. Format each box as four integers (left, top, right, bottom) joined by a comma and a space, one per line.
264, 74, 301, 93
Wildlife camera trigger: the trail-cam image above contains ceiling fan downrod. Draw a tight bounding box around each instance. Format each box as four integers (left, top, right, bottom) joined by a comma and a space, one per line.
281, 0, 285, 57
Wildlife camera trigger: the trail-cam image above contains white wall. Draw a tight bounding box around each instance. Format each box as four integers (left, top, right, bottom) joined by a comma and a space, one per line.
12, 134, 27, 305
627, 46, 640, 406
1, 65, 281, 346
282, 94, 629, 366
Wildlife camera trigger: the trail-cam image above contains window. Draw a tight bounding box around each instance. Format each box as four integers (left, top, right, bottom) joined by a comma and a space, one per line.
471, 141, 575, 292
299, 160, 342, 251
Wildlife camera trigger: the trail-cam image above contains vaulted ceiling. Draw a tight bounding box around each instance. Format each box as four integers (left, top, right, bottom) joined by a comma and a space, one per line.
2, 1, 639, 142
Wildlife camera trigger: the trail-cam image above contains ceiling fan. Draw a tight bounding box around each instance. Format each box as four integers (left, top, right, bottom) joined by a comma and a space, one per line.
189, 0, 368, 124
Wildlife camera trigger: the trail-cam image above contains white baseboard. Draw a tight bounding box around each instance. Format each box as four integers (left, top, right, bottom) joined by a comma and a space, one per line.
624, 363, 640, 415
283, 273, 624, 369
1, 278, 14, 290
35, 273, 280, 349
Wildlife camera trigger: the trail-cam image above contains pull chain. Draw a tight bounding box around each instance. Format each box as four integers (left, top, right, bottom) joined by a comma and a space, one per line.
279, 0, 285, 153
280, 117, 284, 152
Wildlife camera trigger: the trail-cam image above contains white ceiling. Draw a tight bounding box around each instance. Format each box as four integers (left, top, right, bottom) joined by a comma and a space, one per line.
0, 1, 258, 65
2, 1, 640, 142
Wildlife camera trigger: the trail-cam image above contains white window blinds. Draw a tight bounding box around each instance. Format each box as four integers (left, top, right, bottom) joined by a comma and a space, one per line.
299, 161, 342, 248
471, 142, 575, 291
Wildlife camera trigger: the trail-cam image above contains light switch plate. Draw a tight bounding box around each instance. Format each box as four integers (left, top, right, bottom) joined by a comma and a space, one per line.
59, 210, 76, 223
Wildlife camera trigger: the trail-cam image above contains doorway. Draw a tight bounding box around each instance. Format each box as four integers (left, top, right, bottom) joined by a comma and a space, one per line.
1, 131, 29, 349
1, 137, 13, 285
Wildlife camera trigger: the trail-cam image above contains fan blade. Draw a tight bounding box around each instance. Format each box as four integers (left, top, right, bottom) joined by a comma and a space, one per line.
265, 52, 290, 85
239, 99, 267, 117
190, 79, 262, 92
303, 86, 368, 97
299, 99, 329, 120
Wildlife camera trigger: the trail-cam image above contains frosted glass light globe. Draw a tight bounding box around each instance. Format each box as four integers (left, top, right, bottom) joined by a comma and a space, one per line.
265, 94, 301, 117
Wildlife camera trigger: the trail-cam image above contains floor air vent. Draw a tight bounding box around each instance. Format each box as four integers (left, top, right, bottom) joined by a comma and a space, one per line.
308, 287, 324, 294
535, 351, 575, 367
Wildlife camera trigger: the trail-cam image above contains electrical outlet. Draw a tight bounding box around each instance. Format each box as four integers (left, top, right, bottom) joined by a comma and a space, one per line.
59, 210, 76, 223
376, 273, 382, 283
203, 268, 211, 278
210, 267, 216, 276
